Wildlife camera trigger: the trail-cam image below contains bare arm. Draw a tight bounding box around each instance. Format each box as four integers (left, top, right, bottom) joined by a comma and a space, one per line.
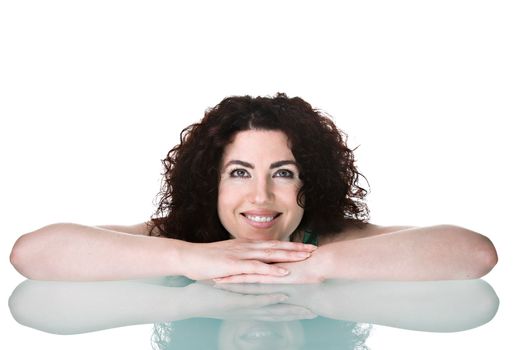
212, 224, 498, 284
213, 279, 499, 332
320, 224, 498, 281
10, 223, 317, 281
10, 223, 186, 281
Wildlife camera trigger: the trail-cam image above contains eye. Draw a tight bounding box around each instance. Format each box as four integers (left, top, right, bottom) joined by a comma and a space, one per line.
274, 169, 295, 178
230, 168, 250, 178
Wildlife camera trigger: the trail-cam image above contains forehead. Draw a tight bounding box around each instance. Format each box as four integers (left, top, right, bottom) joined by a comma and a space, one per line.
221, 130, 294, 161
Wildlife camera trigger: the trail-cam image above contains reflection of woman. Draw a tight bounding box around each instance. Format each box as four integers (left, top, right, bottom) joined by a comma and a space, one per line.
9, 277, 498, 348
10, 93, 498, 282
152, 318, 371, 350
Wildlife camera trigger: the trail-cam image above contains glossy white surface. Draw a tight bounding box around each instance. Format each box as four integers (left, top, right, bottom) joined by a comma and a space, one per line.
7, 278, 499, 349
1, 1, 522, 349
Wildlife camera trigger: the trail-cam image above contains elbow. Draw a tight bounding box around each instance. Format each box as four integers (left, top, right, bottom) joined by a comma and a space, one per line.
10, 223, 67, 279
10, 232, 45, 279
476, 238, 498, 278
469, 235, 498, 279
10, 234, 33, 279
444, 225, 498, 279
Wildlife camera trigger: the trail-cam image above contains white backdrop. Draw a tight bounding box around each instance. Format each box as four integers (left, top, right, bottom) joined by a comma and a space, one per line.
1, 1, 523, 349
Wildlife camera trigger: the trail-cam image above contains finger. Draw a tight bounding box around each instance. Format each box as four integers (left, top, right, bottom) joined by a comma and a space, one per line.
200, 293, 290, 318
214, 273, 287, 284
214, 283, 288, 295
232, 293, 290, 308
251, 304, 317, 318
243, 249, 312, 263
237, 304, 317, 322
249, 240, 318, 252
237, 260, 290, 277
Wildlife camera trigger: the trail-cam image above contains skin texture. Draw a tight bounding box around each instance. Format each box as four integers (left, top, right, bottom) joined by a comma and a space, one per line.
10, 219, 497, 282
10, 223, 317, 281
217, 130, 304, 242
212, 224, 498, 283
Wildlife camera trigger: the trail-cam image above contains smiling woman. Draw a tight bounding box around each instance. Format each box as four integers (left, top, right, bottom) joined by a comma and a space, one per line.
217, 130, 304, 242
9, 93, 498, 283
150, 93, 369, 246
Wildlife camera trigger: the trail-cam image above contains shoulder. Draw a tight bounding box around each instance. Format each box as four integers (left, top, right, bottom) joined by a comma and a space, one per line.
318, 220, 417, 245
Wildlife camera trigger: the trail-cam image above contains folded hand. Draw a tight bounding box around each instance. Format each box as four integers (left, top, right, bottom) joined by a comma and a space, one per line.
180, 238, 317, 281
212, 247, 327, 284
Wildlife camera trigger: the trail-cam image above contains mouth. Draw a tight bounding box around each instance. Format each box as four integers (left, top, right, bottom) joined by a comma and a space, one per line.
241, 212, 282, 228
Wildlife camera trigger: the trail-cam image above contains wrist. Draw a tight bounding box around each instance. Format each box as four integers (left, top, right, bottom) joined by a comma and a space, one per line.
313, 245, 336, 281
166, 238, 191, 277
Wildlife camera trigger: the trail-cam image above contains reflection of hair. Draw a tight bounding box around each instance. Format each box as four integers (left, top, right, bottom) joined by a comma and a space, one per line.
149, 93, 369, 243
151, 318, 372, 350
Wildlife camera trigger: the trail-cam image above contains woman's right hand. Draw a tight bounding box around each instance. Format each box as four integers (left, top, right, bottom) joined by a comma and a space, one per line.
178, 238, 317, 281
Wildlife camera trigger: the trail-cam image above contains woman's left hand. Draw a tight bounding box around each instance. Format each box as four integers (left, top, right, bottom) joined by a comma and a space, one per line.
212, 247, 329, 284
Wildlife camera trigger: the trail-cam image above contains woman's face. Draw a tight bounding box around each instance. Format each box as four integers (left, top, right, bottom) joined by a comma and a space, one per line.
218, 130, 304, 241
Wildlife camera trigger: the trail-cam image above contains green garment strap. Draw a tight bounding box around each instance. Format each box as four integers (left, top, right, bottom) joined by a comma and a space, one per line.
302, 229, 319, 246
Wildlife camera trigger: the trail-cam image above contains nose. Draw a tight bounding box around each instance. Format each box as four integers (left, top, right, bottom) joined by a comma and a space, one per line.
250, 176, 274, 204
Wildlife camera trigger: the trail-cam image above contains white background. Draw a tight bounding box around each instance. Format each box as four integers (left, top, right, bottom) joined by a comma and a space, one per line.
1, 1, 523, 349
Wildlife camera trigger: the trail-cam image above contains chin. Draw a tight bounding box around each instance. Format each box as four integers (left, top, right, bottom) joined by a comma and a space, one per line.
230, 230, 286, 242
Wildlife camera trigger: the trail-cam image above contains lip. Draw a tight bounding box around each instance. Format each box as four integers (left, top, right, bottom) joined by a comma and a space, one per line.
241, 211, 282, 229
241, 210, 281, 216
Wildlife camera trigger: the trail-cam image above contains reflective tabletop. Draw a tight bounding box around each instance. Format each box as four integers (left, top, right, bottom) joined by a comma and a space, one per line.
7, 277, 499, 349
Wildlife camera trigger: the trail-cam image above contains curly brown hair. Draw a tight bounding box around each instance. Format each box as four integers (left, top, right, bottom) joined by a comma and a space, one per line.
148, 93, 369, 243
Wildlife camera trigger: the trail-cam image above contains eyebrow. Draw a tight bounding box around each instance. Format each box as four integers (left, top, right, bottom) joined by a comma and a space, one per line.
223, 160, 298, 169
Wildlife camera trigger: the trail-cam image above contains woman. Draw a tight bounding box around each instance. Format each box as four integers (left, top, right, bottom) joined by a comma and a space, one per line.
10, 93, 498, 283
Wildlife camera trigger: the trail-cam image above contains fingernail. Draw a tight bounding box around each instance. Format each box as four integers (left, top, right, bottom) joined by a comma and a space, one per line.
297, 252, 310, 258
279, 268, 289, 275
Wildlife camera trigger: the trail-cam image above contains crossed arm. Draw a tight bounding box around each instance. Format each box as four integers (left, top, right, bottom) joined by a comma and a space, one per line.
213, 224, 498, 283
10, 223, 497, 282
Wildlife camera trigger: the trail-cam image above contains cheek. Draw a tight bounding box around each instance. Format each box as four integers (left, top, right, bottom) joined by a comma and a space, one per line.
217, 195, 230, 221
217, 185, 239, 226
279, 187, 304, 217
293, 207, 305, 224
218, 184, 236, 206
291, 187, 305, 223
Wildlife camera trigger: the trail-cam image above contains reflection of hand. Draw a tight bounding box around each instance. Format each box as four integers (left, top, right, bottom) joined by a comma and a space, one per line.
215, 279, 500, 332
208, 303, 317, 322
213, 282, 324, 315
212, 246, 328, 284
181, 281, 316, 322
9, 278, 317, 334
10, 278, 498, 334
180, 239, 317, 281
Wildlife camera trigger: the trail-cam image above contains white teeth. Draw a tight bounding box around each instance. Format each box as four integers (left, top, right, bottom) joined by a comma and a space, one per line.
245, 215, 275, 222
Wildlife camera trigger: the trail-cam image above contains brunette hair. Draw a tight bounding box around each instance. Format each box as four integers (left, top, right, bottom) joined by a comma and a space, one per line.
148, 93, 369, 242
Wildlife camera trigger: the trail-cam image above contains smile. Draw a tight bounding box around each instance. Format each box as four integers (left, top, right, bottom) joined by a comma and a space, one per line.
241, 213, 282, 228
245, 215, 275, 222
